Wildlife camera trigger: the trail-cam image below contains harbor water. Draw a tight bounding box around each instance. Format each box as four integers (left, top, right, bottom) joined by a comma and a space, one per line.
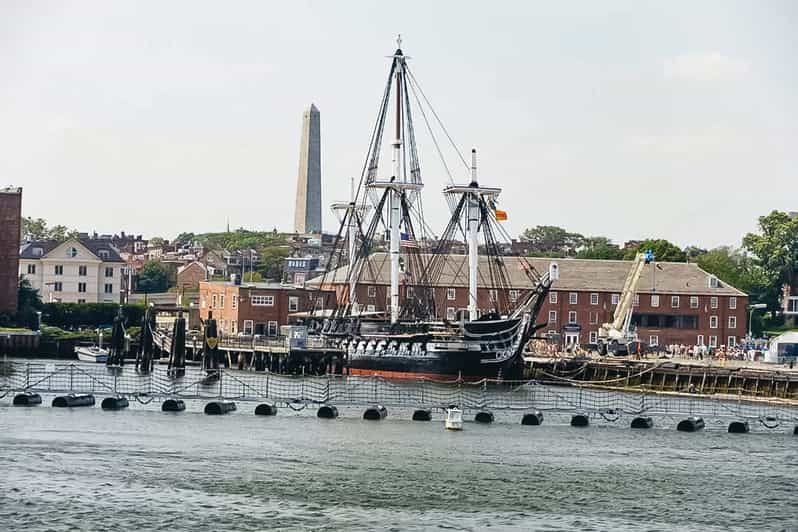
1, 399, 797, 531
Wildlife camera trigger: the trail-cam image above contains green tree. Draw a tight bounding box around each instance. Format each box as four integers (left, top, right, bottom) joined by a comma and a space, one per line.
21, 217, 49, 241
257, 247, 291, 281
149, 236, 166, 248
174, 232, 196, 245
576, 236, 625, 260
242, 271, 263, 282
520, 225, 583, 256
684, 246, 708, 261
743, 210, 798, 312
15, 277, 43, 329
696, 247, 766, 295
136, 261, 169, 292
623, 239, 687, 262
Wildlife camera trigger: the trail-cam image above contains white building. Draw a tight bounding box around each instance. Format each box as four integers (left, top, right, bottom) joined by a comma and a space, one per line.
19, 238, 125, 304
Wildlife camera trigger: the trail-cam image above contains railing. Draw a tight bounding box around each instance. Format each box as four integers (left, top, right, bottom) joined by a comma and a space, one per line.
2, 362, 798, 425
152, 329, 337, 353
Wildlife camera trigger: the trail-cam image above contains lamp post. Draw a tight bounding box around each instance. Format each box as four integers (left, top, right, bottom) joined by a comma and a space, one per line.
747, 303, 767, 341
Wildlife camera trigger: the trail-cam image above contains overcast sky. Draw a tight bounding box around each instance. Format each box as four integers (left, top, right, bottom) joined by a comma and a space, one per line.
1, 1, 795, 248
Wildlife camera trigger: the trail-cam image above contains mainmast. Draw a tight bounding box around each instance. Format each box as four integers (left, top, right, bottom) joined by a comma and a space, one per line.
388, 38, 404, 324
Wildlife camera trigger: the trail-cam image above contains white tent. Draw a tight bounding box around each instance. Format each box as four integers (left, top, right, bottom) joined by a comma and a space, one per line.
765, 331, 798, 363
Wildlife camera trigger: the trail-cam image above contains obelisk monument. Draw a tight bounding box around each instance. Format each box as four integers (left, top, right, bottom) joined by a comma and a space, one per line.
293, 104, 322, 234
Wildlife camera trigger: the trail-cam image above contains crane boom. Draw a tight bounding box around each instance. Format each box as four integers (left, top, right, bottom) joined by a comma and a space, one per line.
598, 253, 648, 350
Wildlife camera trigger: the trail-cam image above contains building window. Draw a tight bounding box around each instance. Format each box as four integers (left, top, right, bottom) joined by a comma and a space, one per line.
548, 310, 557, 323
649, 335, 659, 347
268, 321, 278, 337
650, 294, 659, 307
98, 249, 109, 259
697, 335, 704, 346
232, 295, 238, 309
709, 335, 718, 348
589, 331, 598, 343
729, 297, 737, 310
788, 297, 798, 314
251, 295, 274, 306
550, 292, 557, 304
78, 282, 87, 293
368, 286, 377, 298
589, 312, 598, 325
728, 316, 737, 329
27, 264, 36, 274
710, 296, 718, 309
489, 289, 497, 302
446, 307, 456, 321
219, 295, 225, 309
611, 294, 620, 305
367, 304, 376, 312
569, 292, 578, 305
77, 299, 86, 304
53, 282, 63, 292
66, 247, 78, 258
231, 321, 237, 334
294, 273, 305, 285
288, 296, 299, 312
407, 286, 415, 299
671, 296, 679, 308
727, 336, 736, 347
509, 290, 518, 303
104, 283, 113, 294
709, 315, 718, 329
54, 265, 63, 275
78, 265, 87, 276
447, 288, 456, 300
105, 267, 114, 277
690, 296, 699, 309
590, 293, 599, 305
211, 294, 217, 308
243, 320, 254, 335
568, 311, 577, 324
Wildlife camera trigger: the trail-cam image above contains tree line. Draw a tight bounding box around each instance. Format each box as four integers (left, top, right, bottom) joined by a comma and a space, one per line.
521, 210, 798, 327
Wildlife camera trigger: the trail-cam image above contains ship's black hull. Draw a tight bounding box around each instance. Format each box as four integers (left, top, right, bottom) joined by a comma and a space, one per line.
345, 349, 522, 380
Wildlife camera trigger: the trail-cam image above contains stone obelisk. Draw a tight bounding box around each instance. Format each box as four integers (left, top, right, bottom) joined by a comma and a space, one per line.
293, 104, 322, 234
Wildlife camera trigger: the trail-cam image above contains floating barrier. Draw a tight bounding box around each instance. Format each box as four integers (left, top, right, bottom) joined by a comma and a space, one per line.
254, 403, 277, 416
52, 394, 95, 408
204, 401, 237, 415
12, 392, 42, 406
631, 416, 654, 429
728, 420, 750, 433
474, 411, 494, 424
317, 405, 339, 419
162, 398, 185, 412
521, 411, 544, 426
363, 405, 387, 420
677, 416, 705, 432
571, 413, 590, 427
101, 396, 129, 410
412, 409, 432, 421
794, 425, 798, 436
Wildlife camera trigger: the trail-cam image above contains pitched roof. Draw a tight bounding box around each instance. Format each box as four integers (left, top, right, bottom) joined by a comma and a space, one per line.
20, 238, 123, 262
309, 253, 746, 296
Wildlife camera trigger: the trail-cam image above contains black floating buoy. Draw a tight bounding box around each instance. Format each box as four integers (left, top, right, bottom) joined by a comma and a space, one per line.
52, 394, 95, 408
521, 410, 544, 426
255, 403, 278, 416
631, 416, 654, 429
728, 420, 750, 434
571, 413, 590, 427
162, 398, 186, 412
13, 392, 42, 406
677, 416, 705, 432
793, 425, 798, 436
317, 405, 339, 419
101, 396, 129, 410
204, 401, 237, 415
474, 411, 494, 424
363, 405, 387, 420
412, 409, 432, 421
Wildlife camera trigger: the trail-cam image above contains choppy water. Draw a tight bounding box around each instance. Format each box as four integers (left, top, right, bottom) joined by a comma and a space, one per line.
1, 398, 797, 531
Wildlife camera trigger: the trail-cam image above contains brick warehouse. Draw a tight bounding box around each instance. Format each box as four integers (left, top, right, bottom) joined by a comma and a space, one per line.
198, 280, 319, 336
311, 254, 749, 350
0, 187, 22, 315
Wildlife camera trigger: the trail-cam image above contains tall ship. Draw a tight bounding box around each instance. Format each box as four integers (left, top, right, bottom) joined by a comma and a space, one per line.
302, 38, 554, 380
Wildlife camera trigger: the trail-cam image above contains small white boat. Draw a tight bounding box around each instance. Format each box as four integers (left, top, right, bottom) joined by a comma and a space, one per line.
75, 345, 109, 363
445, 407, 463, 431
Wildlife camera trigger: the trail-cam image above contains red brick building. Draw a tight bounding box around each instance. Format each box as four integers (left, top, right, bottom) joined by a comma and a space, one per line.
198, 280, 320, 336
0, 187, 22, 315
313, 254, 749, 350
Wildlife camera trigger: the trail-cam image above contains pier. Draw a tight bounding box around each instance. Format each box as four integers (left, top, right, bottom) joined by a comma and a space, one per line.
2, 361, 797, 432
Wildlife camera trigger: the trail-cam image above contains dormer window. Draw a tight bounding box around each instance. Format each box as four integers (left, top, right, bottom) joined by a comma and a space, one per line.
708, 276, 720, 289
32, 247, 43, 257
98, 249, 109, 259
66, 247, 78, 258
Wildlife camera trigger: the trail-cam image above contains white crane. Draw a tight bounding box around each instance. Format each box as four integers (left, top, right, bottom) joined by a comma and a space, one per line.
597, 251, 652, 355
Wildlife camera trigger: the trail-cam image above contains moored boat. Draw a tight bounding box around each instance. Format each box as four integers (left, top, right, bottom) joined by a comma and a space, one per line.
75, 345, 109, 363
